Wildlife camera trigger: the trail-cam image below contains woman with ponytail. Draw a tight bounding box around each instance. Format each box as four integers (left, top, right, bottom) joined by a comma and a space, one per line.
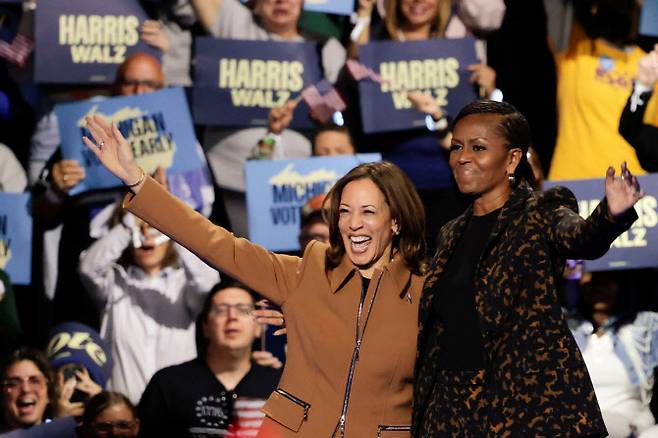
413, 99, 644, 437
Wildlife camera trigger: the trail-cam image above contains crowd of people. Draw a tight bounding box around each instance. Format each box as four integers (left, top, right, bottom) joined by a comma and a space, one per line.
1, 0, 658, 436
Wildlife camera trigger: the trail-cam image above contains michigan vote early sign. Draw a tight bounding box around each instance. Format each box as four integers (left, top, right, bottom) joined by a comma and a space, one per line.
0, 193, 32, 285
246, 154, 381, 251
358, 38, 478, 133
545, 174, 658, 271
55, 88, 209, 211
193, 38, 323, 128
35, 0, 158, 84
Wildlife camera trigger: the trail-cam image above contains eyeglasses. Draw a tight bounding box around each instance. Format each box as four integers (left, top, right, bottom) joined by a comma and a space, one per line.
2, 375, 46, 392
92, 420, 138, 434
118, 78, 163, 90
210, 303, 255, 317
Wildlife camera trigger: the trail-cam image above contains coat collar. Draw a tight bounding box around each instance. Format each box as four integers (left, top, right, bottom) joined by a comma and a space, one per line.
443, 183, 533, 259
327, 250, 413, 296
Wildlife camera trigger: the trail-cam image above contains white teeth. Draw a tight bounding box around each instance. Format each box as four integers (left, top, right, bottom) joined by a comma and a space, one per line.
350, 236, 370, 243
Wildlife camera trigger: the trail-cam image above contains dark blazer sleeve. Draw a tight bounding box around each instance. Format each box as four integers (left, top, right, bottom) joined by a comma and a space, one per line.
619, 89, 658, 172
541, 186, 638, 260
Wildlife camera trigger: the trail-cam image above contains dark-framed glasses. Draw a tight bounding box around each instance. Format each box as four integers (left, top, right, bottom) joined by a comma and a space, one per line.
2, 375, 46, 392
210, 303, 255, 317
118, 78, 163, 90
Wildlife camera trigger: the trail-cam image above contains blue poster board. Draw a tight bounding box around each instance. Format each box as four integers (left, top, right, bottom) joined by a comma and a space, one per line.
193, 38, 322, 128
35, 0, 158, 84
246, 154, 381, 251
640, 0, 658, 37
0, 193, 32, 285
56, 88, 208, 208
358, 38, 478, 134
545, 174, 658, 271
303, 0, 355, 16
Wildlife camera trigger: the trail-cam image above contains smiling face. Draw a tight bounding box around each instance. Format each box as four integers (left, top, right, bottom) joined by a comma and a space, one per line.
338, 178, 397, 277
399, 0, 440, 31
449, 114, 521, 203
255, 0, 302, 37
2, 360, 49, 429
203, 288, 261, 353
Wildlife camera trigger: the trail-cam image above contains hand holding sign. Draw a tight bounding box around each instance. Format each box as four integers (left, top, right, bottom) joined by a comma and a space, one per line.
52, 160, 86, 194
636, 44, 658, 88
467, 63, 496, 98
407, 91, 443, 122
82, 115, 145, 192
140, 20, 170, 53
605, 162, 644, 218
268, 99, 300, 135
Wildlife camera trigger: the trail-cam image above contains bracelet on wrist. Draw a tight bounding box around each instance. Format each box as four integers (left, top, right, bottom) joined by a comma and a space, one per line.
125, 167, 146, 188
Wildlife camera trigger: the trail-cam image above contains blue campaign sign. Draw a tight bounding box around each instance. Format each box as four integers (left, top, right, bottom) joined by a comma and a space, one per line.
35, 0, 158, 84
56, 87, 207, 201
303, 0, 355, 16
0, 193, 32, 285
245, 153, 382, 251
544, 174, 658, 271
358, 38, 478, 134
640, 0, 658, 37
193, 37, 323, 129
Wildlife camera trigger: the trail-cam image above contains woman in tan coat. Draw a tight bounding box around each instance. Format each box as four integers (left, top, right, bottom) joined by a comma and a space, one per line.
82, 116, 427, 437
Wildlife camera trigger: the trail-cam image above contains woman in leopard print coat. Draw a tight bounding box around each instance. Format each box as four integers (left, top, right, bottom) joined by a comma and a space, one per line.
413, 100, 643, 437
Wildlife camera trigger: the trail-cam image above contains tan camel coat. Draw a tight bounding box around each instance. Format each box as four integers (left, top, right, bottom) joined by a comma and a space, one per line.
125, 177, 424, 437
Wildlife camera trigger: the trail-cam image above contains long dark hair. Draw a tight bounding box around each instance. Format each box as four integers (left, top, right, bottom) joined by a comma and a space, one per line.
324, 161, 427, 275
452, 100, 537, 190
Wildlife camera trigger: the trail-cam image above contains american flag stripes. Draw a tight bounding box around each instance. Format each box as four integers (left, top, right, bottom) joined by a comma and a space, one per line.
0, 34, 34, 67
300, 79, 346, 124
345, 59, 385, 84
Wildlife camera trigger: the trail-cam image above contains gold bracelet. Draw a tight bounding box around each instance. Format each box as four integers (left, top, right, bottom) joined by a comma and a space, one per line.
125, 167, 146, 188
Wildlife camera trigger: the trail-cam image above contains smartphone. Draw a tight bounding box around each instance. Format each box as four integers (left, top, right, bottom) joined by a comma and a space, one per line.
59, 364, 89, 404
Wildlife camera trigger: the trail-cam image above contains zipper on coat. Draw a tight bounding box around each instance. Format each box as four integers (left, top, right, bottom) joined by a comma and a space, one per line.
274, 388, 310, 420
377, 425, 411, 437
332, 273, 383, 438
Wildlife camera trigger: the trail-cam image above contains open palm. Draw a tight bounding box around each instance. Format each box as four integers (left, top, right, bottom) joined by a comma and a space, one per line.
82, 115, 143, 186
605, 162, 644, 217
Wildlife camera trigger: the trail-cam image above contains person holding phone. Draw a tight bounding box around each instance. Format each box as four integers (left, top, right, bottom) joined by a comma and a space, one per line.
138, 280, 281, 437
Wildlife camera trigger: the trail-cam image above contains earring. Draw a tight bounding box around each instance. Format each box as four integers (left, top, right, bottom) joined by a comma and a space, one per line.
508, 174, 516, 186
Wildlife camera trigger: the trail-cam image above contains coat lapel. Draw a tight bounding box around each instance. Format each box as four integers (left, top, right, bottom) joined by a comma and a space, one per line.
419, 184, 533, 334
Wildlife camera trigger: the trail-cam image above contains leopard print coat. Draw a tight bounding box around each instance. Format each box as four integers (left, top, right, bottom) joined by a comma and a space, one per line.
413, 185, 638, 437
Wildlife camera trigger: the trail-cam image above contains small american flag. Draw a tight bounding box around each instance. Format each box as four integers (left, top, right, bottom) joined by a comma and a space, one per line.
228, 397, 268, 437
345, 59, 385, 84
0, 34, 34, 67
300, 80, 346, 124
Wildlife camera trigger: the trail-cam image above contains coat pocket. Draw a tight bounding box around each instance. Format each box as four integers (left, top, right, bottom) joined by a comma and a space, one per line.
262, 388, 311, 432
376, 425, 411, 437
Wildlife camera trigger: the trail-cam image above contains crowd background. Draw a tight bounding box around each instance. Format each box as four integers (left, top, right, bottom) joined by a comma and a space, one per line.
1, 0, 658, 436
